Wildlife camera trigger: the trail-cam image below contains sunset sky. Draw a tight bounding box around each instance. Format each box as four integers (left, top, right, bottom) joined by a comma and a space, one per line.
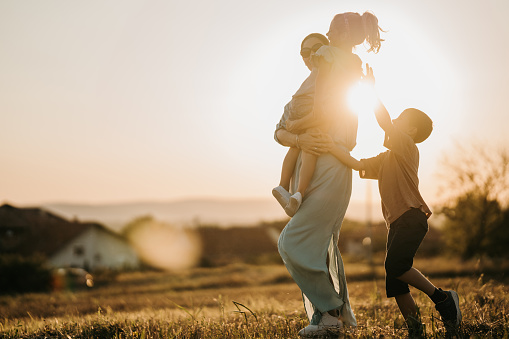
1, 0, 508, 211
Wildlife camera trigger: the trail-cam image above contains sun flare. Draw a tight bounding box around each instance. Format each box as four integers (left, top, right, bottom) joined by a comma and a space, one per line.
347, 80, 386, 157
347, 81, 377, 117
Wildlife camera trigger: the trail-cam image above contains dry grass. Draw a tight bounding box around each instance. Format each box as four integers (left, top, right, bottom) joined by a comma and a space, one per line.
1, 259, 508, 338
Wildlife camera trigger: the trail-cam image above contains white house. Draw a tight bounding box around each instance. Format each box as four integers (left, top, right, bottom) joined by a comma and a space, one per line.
0, 204, 139, 271
48, 223, 139, 271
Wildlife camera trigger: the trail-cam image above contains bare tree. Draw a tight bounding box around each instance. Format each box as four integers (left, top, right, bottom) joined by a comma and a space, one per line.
436, 140, 509, 259
437, 141, 509, 206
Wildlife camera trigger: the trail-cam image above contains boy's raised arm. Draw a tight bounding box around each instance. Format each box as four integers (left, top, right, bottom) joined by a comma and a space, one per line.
364, 65, 393, 133
373, 98, 393, 133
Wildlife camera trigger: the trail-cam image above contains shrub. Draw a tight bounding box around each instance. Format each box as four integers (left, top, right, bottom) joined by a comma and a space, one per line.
0, 254, 52, 294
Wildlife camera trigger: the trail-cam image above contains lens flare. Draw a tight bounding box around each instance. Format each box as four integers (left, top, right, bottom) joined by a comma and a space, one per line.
127, 219, 201, 271
347, 81, 377, 116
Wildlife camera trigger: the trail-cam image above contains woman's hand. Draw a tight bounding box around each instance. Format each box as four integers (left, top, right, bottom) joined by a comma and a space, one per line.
298, 130, 333, 156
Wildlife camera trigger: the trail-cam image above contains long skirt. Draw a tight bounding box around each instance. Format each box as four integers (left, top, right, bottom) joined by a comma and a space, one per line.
278, 149, 357, 327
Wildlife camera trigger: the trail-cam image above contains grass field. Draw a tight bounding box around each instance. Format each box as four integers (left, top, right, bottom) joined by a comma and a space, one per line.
1, 257, 508, 338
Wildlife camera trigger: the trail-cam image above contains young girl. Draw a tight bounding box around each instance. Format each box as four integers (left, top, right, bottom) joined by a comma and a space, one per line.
273, 11, 384, 217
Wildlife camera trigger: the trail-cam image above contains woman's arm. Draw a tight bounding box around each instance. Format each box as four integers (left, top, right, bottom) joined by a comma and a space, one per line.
275, 129, 330, 156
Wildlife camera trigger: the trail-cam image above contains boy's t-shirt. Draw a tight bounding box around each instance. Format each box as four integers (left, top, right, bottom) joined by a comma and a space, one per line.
359, 125, 432, 225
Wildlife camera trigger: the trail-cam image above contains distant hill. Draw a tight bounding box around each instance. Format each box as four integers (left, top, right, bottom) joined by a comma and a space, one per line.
42, 198, 383, 233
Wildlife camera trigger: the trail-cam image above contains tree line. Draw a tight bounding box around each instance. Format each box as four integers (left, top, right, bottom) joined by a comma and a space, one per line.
437, 141, 509, 259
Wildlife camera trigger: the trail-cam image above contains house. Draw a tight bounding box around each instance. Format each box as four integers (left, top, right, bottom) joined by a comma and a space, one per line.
0, 204, 139, 271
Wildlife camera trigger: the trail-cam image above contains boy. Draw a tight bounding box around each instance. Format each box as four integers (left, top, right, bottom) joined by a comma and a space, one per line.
331, 66, 462, 336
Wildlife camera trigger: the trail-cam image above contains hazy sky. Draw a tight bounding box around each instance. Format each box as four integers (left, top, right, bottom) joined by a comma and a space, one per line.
1, 0, 508, 208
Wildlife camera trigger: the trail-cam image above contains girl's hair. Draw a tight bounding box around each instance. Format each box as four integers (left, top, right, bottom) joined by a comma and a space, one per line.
300, 33, 329, 50
329, 11, 384, 53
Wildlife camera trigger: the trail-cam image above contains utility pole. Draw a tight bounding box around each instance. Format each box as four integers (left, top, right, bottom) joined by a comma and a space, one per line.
364, 180, 374, 270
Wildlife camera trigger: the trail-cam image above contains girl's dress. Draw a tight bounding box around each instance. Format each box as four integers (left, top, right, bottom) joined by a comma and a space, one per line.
275, 46, 362, 327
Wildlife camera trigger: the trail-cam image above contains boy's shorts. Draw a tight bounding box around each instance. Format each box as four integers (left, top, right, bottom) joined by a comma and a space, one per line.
385, 208, 428, 298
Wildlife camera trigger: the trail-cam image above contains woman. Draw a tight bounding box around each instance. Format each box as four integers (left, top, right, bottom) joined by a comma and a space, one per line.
274, 12, 383, 337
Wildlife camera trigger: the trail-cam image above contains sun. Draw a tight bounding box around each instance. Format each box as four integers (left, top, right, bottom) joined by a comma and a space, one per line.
347, 80, 386, 157
347, 80, 377, 117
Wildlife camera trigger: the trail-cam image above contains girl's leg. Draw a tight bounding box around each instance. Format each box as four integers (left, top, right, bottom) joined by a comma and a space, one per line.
296, 151, 317, 196
280, 147, 300, 190
285, 151, 317, 217
273, 147, 300, 211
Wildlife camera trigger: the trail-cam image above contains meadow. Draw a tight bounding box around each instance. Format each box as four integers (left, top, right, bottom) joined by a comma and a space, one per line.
1, 257, 508, 338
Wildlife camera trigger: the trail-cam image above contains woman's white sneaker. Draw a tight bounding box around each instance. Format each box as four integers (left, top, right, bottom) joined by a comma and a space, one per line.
298, 312, 343, 337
